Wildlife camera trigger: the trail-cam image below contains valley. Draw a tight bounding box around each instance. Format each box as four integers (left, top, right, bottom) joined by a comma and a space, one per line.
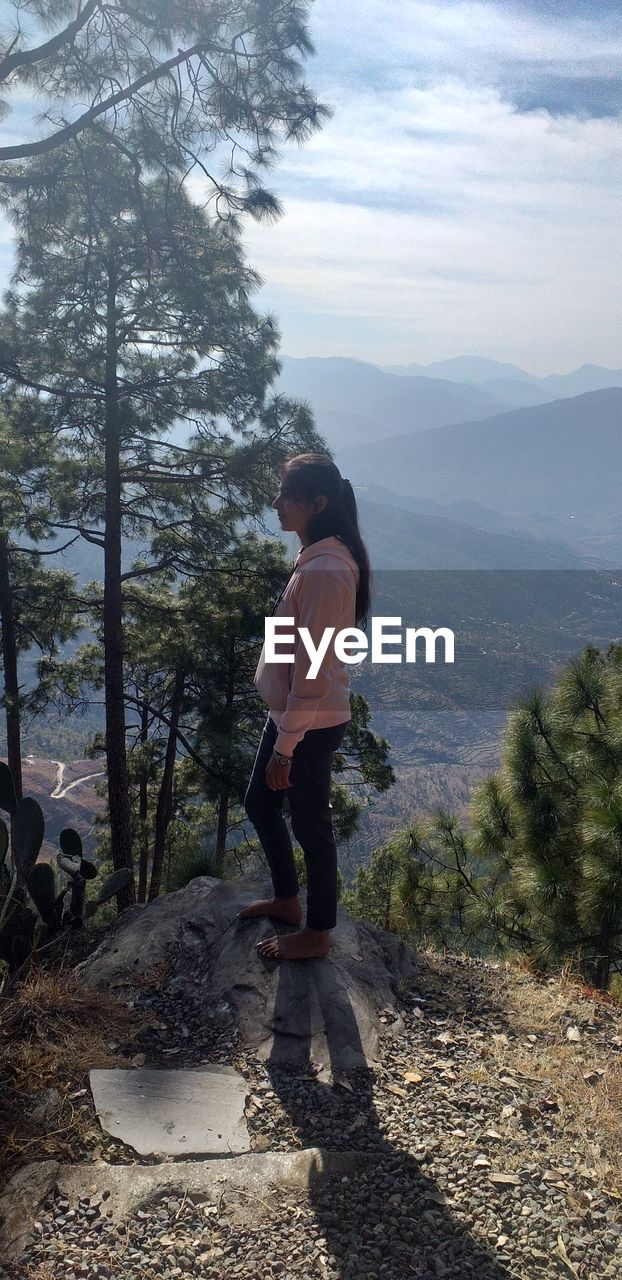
5, 353, 621, 877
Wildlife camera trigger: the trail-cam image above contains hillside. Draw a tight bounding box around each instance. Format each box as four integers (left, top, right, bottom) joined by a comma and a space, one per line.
340, 757, 500, 881
336, 387, 622, 530
356, 494, 584, 570
21, 757, 104, 860
277, 356, 510, 435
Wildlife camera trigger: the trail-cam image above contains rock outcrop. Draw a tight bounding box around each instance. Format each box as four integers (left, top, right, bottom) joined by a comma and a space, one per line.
77, 874, 418, 1071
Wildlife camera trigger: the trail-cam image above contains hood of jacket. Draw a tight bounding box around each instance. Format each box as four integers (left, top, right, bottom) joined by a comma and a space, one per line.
294, 535, 360, 581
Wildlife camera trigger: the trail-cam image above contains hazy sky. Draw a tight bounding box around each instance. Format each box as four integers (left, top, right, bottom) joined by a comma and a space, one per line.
241, 0, 622, 374
1, 2, 620, 376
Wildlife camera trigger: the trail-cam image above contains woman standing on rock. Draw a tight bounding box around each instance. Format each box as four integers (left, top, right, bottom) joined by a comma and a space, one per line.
240, 453, 371, 961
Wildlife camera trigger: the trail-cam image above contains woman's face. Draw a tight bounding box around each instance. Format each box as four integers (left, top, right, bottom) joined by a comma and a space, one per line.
272, 480, 327, 539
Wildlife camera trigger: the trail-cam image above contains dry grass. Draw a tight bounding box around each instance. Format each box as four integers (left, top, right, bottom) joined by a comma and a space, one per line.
464, 959, 622, 1196
0, 965, 150, 1181
411, 948, 622, 1197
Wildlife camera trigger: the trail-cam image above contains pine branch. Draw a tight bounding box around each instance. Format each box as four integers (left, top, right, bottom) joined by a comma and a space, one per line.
13, 535, 80, 557
124, 690, 229, 788
0, 0, 101, 84
0, 41, 204, 166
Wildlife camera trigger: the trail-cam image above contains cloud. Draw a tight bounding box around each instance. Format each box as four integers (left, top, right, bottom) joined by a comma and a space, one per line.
507, 70, 621, 119
310, 1, 622, 122
505, 1, 622, 16
0, 0, 619, 374
243, 66, 622, 372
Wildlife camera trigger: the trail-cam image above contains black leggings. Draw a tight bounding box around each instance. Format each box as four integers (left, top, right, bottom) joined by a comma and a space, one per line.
244, 715, 348, 931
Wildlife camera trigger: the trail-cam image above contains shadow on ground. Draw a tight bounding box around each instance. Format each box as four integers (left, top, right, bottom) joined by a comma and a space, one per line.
259, 924, 514, 1280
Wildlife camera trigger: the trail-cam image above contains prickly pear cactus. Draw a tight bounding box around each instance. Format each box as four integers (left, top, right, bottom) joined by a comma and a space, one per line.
85, 868, 133, 918
57, 829, 106, 927
0, 762, 17, 815
0, 818, 8, 872
59, 829, 83, 861
0, 760, 136, 965
27, 863, 61, 931
12, 797, 45, 882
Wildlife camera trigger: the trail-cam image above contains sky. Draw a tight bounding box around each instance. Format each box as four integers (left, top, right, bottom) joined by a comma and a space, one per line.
0, 1, 620, 376
239, 0, 622, 374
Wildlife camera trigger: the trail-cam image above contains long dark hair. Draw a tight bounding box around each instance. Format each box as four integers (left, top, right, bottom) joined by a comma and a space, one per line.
280, 453, 372, 627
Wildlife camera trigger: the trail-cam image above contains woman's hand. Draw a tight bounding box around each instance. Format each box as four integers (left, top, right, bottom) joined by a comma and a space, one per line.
265, 751, 292, 791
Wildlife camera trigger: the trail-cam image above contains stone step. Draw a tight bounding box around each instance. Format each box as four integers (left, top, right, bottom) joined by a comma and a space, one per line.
0, 1149, 382, 1262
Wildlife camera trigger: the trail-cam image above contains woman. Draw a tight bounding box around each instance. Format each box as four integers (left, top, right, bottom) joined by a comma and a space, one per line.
240, 453, 371, 961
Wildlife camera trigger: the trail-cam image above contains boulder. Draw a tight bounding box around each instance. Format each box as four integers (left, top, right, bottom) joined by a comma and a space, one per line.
77, 874, 418, 1071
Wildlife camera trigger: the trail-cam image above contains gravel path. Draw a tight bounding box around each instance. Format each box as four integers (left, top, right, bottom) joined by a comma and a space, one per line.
8, 952, 622, 1280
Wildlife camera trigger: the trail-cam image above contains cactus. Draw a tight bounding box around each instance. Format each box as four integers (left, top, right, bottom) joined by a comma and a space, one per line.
59, 828, 83, 861
0, 818, 8, 872
57, 828, 96, 922
27, 863, 62, 931
0, 761, 135, 968
65, 876, 86, 929
85, 868, 133, 918
13, 797, 45, 882
0, 762, 17, 815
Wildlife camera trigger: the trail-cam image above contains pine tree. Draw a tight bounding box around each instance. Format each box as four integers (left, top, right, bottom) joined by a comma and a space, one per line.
0, 391, 79, 795
347, 644, 622, 991
0, 138, 320, 906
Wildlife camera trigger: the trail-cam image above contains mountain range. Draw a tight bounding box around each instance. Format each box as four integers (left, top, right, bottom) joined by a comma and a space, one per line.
276, 353, 622, 565
277, 355, 508, 443
279, 354, 622, 432
381, 355, 622, 409
336, 386, 621, 514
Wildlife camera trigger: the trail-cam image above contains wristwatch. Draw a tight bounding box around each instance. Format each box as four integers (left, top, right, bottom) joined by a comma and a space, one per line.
273, 749, 292, 766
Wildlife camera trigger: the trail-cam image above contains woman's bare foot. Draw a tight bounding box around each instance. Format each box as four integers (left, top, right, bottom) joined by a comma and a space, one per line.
238, 895, 303, 926
256, 926, 331, 961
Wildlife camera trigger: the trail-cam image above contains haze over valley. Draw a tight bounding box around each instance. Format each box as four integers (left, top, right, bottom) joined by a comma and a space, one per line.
19, 350, 620, 871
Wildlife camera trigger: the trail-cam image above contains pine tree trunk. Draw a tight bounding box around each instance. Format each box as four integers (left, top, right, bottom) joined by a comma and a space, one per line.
0, 528, 22, 801
137, 694, 149, 903
149, 667, 185, 901
104, 256, 135, 910
215, 635, 236, 862
216, 790, 229, 863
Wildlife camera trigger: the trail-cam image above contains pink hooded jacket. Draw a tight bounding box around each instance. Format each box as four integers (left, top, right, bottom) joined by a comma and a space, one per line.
254, 535, 360, 756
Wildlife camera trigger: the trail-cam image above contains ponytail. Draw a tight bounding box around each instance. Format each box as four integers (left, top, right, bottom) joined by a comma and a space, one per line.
279, 454, 372, 627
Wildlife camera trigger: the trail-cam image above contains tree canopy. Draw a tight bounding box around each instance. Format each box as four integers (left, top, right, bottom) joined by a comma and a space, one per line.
346, 644, 622, 992
0, 0, 329, 217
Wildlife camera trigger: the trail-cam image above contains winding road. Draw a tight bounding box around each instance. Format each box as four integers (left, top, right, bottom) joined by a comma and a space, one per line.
50, 760, 105, 800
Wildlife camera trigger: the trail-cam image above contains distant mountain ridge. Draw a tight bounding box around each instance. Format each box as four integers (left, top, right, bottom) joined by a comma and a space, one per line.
356, 493, 584, 570
278, 353, 622, 439
336, 387, 622, 542
382, 355, 622, 409
277, 355, 509, 438
383, 355, 535, 384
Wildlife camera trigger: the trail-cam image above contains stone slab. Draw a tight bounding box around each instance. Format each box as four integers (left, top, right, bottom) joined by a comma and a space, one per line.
89, 1065, 250, 1156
